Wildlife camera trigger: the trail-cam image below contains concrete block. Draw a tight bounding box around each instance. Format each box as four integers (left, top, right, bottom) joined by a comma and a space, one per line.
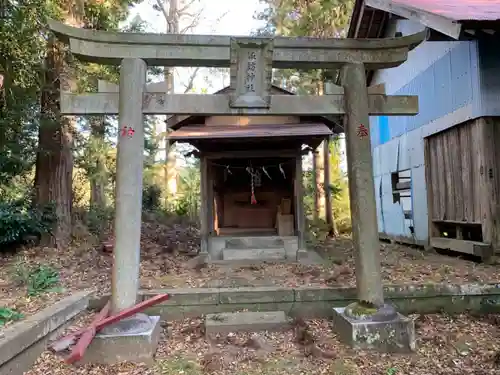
205, 311, 289, 335
294, 286, 356, 302
219, 286, 294, 304
81, 315, 161, 365
222, 247, 286, 261
225, 236, 285, 249
332, 307, 416, 353
0, 319, 75, 375
140, 288, 219, 306
0, 291, 90, 367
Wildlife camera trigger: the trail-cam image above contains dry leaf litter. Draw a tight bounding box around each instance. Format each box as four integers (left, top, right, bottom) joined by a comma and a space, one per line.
0, 218, 498, 373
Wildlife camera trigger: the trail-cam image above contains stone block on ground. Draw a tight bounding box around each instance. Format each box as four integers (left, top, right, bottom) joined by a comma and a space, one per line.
80, 314, 161, 365
222, 247, 286, 261
205, 311, 289, 335
225, 237, 284, 249
331, 307, 416, 353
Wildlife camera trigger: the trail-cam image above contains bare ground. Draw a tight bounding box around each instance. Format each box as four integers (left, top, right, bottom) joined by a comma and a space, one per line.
24, 312, 500, 375
1, 219, 499, 325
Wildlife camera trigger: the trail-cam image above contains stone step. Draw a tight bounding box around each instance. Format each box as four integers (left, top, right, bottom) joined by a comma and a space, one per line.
205, 311, 289, 335
222, 247, 286, 261
225, 236, 285, 249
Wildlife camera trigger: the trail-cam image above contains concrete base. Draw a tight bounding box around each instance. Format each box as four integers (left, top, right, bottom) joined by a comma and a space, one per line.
205, 311, 289, 335
222, 247, 286, 261
296, 249, 308, 261
208, 235, 298, 260
80, 315, 161, 365
332, 307, 416, 353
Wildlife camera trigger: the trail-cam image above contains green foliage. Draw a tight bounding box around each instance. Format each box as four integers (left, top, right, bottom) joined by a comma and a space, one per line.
13, 263, 60, 296
155, 357, 201, 375
255, 0, 354, 92
0, 201, 56, 248
175, 162, 201, 219
330, 137, 351, 233
143, 183, 163, 211
0, 307, 24, 326
0, 0, 52, 189
84, 205, 114, 235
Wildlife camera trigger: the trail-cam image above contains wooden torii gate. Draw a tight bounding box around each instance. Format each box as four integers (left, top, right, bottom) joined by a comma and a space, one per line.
49, 20, 425, 352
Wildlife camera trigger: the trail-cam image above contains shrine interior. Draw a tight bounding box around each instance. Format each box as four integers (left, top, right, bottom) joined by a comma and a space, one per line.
211, 156, 295, 236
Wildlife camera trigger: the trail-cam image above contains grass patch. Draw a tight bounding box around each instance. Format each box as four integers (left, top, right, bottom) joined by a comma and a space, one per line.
0, 307, 24, 326
327, 359, 360, 375
155, 356, 202, 375
12, 263, 61, 296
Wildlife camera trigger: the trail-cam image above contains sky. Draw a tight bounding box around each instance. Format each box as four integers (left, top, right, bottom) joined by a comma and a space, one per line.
128, 0, 266, 93
130, 0, 265, 36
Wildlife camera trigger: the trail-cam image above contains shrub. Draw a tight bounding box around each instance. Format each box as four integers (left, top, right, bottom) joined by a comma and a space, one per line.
142, 183, 162, 211
0, 307, 24, 326
13, 263, 60, 296
0, 201, 56, 249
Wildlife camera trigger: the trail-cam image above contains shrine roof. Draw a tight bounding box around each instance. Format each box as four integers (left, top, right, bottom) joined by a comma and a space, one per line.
391, 0, 500, 22
349, 0, 500, 42
166, 85, 342, 133
168, 123, 333, 141
347, 0, 500, 86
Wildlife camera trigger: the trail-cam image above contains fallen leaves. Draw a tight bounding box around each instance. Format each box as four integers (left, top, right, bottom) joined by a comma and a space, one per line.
18, 312, 500, 375
2, 218, 500, 374
2, 222, 500, 331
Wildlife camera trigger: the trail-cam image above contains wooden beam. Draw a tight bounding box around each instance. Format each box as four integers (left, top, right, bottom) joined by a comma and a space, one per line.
199, 156, 209, 254
61, 92, 418, 116
353, 1, 366, 38
430, 237, 493, 261
367, 83, 386, 94
295, 154, 306, 254
365, 0, 461, 40
205, 149, 299, 159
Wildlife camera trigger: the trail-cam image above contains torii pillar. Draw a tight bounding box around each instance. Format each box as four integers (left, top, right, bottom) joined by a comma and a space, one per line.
330, 63, 416, 353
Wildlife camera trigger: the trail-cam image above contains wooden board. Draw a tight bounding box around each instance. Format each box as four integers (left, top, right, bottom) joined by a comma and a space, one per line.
425, 117, 500, 249
426, 119, 484, 223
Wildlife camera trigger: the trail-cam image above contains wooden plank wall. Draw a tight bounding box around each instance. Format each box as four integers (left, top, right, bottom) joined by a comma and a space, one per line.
425, 117, 500, 247
426, 119, 483, 224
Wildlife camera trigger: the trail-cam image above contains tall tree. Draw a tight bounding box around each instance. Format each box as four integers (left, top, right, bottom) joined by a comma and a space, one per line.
0, 1, 47, 199
34, 0, 142, 247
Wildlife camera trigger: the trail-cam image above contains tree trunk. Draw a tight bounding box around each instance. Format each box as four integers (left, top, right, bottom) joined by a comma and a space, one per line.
163, 0, 179, 206
312, 149, 319, 221
34, 38, 74, 248
323, 138, 338, 236
89, 116, 108, 210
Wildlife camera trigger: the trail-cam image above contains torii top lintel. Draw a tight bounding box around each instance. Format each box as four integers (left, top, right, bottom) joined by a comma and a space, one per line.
48, 19, 428, 70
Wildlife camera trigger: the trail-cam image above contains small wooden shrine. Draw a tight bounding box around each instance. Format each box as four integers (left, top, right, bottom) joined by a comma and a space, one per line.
168, 85, 340, 257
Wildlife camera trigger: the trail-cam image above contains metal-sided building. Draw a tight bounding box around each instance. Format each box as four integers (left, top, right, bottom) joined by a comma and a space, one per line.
348, 0, 500, 258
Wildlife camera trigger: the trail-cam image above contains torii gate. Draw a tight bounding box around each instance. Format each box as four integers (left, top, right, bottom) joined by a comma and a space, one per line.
49, 19, 425, 358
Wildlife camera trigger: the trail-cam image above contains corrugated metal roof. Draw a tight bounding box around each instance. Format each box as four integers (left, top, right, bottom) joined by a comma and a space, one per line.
168, 123, 332, 141
394, 0, 500, 21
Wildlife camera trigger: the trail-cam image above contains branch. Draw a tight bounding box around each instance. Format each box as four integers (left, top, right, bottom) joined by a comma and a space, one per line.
154, 0, 170, 23
183, 67, 201, 93
177, 0, 198, 14
179, 13, 202, 34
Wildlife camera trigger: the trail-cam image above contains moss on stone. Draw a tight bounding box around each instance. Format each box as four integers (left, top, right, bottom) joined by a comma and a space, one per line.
345, 301, 378, 317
